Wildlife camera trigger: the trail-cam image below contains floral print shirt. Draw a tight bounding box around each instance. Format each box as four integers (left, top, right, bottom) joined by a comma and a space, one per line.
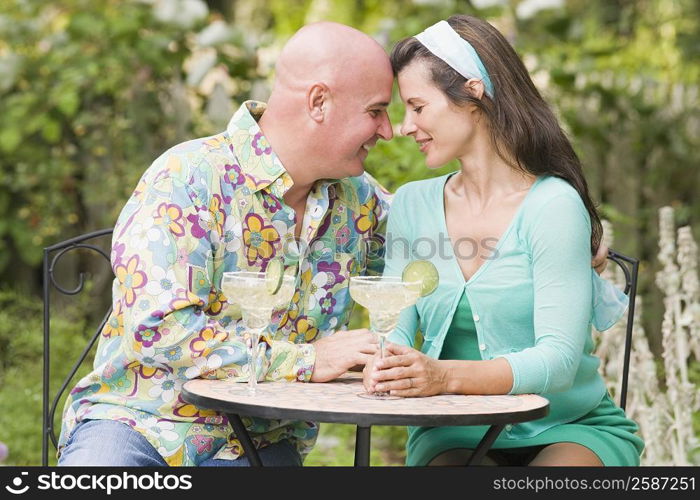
59, 101, 391, 465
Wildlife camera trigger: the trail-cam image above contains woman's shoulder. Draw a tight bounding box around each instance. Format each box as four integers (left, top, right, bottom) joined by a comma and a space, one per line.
520, 175, 590, 231
532, 175, 579, 197
526, 175, 587, 212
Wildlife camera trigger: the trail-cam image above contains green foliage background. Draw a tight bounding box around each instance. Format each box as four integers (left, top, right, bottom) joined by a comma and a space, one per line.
0, 0, 698, 465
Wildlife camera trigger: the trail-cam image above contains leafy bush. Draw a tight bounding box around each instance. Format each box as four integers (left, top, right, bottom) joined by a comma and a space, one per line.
0, 288, 98, 465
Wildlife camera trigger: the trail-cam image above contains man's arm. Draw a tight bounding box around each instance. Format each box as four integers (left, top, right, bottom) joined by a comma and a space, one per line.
114, 156, 314, 386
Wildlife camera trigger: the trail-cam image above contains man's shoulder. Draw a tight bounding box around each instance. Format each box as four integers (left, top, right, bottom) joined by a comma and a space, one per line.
161, 131, 230, 164
142, 132, 231, 184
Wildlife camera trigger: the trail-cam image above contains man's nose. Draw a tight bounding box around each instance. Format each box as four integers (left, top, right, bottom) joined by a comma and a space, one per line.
377, 111, 393, 141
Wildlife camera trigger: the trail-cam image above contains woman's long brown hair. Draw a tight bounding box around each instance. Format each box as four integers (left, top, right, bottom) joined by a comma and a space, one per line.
391, 14, 602, 253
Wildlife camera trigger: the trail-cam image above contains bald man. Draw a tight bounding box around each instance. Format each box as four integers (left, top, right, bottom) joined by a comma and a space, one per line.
57, 22, 395, 467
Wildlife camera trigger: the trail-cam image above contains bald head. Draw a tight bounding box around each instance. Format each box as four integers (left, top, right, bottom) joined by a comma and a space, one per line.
259, 22, 394, 187
273, 22, 390, 95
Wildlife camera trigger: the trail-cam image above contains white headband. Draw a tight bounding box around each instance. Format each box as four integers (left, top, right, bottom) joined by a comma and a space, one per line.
414, 20, 494, 98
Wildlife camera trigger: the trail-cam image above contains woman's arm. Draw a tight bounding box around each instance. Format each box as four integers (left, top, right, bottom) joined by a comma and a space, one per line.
369, 192, 593, 396
368, 343, 513, 396
499, 193, 593, 394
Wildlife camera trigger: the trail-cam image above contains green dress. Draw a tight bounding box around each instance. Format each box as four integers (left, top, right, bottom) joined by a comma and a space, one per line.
406, 291, 644, 466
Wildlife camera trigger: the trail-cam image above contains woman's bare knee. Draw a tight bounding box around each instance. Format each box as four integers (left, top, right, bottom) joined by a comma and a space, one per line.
528, 443, 603, 466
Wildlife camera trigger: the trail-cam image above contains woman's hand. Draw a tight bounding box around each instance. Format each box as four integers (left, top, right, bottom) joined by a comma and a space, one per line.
592, 243, 609, 275
366, 342, 448, 397
362, 350, 381, 394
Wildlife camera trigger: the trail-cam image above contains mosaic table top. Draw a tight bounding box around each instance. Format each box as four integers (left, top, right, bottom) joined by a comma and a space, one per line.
182, 373, 550, 427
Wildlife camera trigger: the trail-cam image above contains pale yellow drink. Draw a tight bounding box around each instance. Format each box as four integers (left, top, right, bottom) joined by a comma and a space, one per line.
349, 276, 421, 399
222, 277, 294, 328
349, 279, 421, 338
222, 271, 295, 395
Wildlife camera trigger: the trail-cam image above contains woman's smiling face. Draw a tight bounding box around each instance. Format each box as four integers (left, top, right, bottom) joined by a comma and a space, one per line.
397, 61, 481, 169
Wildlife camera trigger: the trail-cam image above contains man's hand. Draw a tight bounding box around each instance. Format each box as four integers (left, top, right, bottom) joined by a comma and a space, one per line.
592, 243, 609, 275
310, 329, 378, 382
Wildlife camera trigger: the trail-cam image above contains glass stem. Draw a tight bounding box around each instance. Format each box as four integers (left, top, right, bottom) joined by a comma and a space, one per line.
248, 327, 264, 396
375, 331, 390, 396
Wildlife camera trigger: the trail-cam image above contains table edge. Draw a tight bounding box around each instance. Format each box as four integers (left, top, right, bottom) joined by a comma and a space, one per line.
181, 385, 550, 427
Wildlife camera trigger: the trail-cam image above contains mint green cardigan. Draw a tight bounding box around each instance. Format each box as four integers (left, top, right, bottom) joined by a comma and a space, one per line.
385, 174, 629, 439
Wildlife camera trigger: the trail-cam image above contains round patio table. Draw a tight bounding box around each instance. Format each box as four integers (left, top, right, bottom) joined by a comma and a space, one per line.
181, 372, 549, 466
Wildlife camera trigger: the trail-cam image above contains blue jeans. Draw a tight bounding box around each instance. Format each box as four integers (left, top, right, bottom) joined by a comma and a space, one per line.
58, 419, 302, 466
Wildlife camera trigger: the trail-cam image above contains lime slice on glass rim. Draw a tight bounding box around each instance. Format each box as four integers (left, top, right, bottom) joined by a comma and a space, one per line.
265, 257, 284, 295
402, 259, 439, 297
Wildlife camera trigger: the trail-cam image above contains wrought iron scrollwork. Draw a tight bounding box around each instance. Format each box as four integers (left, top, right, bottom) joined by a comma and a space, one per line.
48, 243, 111, 295
42, 228, 114, 465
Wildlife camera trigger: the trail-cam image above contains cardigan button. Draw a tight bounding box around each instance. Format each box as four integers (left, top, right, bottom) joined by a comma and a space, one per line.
505, 424, 513, 432
479, 343, 487, 351
473, 314, 480, 322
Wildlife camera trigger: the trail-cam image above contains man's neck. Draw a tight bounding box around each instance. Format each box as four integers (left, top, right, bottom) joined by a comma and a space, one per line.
258, 109, 316, 203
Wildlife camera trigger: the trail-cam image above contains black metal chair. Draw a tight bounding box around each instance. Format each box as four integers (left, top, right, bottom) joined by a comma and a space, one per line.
605, 249, 640, 411
42, 228, 114, 466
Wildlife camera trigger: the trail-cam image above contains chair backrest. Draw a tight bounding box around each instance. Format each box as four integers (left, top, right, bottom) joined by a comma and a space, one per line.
605, 249, 640, 411
42, 228, 114, 466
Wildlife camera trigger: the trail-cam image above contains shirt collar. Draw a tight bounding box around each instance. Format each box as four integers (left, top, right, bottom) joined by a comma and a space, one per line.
226, 100, 343, 199
226, 100, 292, 195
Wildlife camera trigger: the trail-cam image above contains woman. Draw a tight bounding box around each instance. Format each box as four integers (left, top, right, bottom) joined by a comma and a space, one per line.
364, 15, 644, 466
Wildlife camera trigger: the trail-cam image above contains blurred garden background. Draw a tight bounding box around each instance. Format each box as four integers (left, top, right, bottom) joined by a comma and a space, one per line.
0, 0, 698, 466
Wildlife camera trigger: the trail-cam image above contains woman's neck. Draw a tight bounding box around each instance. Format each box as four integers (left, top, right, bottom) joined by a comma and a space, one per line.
454, 145, 535, 210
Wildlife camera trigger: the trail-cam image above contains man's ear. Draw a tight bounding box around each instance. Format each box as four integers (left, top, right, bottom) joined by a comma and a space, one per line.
308, 83, 330, 123
464, 78, 485, 100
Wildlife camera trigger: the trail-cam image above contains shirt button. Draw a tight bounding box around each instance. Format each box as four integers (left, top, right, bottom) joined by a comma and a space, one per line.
473, 314, 480, 322
276, 178, 283, 185
505, 424, 513, 432
288, 212, 295, 220
479, 343, 487, 351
